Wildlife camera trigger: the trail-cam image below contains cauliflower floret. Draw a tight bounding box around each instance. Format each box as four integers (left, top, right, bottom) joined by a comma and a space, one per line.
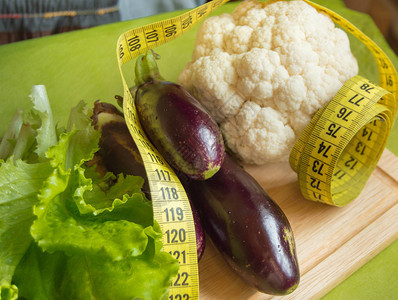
225, 26, 254, 54
222, 102, 295, 164
179, 0, 359, 164
179, 52, 242, 123
192, 13, 235, 59
234, 48, 290, 106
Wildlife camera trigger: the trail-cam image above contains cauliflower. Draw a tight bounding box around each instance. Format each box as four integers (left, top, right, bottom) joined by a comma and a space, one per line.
178, 0, 358, 164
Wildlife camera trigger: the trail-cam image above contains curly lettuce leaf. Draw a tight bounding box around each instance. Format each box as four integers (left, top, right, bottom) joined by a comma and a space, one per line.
29, 85, 58, 158
24, 99, 179, 298
0, 86, 58, 299
74, 166, 146, 216
1, 94, 179, 300
0, 85, 58, 164
45, 100, 100, 171
12, 244, 66, 300
0, 109, 23, 160
13, 243, 179, 300
0, 159, 53, 299
30, 101, 153, 260
30, 160, 154, 260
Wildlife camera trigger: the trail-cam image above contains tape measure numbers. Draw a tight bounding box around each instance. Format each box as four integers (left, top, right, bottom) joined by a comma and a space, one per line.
289, 76, 394, 206
116, 0, 230, 298
117, 0, 230, 65
290, 0, 398, 206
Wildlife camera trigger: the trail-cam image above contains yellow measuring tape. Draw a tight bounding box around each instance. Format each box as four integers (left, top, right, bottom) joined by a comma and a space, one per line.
290, 0, 398, 206
116, 1, 230, 298
115, 0, 398, 297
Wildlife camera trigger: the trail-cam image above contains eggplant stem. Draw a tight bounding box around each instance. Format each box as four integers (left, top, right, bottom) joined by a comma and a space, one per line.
134, 50, 164, 87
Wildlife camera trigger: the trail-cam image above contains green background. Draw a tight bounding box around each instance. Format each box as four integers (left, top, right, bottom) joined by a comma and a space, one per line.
0, 0, 397, 298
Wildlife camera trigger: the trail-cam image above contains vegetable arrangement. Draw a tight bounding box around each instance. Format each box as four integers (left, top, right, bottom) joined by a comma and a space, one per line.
0, 54, 299, 298
91, 43, 300, 293
4, 0, 396, 298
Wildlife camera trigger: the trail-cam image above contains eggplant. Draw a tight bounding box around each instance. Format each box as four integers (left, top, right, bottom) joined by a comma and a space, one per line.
90, 100, 151, 197
180, 154, 300, 295
89, 100, 206, 260
133, 51, 225, 180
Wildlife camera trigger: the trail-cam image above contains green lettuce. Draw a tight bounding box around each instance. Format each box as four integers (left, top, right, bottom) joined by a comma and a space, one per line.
0, 85, 58, 299
0, 159, 53, 299
13, 243, 178, 300
0, 85, 58, 163
0, 86, 179, 300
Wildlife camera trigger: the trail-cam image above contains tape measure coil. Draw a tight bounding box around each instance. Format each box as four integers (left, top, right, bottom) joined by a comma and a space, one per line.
290, 76, 395, 206
290, 1, 398, 206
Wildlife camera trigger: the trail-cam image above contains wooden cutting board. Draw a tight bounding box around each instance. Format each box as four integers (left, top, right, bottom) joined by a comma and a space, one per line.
198, 149, 398, 299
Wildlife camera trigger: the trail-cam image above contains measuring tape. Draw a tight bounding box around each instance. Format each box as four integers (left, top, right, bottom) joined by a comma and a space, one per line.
116, 0, 230, 298
115, 0, 398, 297
289, 0, 398, 206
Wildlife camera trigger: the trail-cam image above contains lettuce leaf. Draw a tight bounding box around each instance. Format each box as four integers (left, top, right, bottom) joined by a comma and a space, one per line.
0, 85, 58, 299
30, 156, 154, 260
13, 243, 179, 300
29, 85, 58, 159
0, 109, 24, 160
0, 160, 53, 299
0, 89, 179, 300
0, 85, 58, 164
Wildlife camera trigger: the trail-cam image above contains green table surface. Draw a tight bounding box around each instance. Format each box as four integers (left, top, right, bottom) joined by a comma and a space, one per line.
0, 0, 397, 299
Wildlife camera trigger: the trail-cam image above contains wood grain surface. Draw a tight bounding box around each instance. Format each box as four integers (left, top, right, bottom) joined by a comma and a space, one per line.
198, 150, 398, 299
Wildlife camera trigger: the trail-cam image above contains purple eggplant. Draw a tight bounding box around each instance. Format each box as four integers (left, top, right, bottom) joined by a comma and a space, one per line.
180, 154, 300, 295
90, 100, 151, 197
89, 100, 206, 260
133, 51, 225, 180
